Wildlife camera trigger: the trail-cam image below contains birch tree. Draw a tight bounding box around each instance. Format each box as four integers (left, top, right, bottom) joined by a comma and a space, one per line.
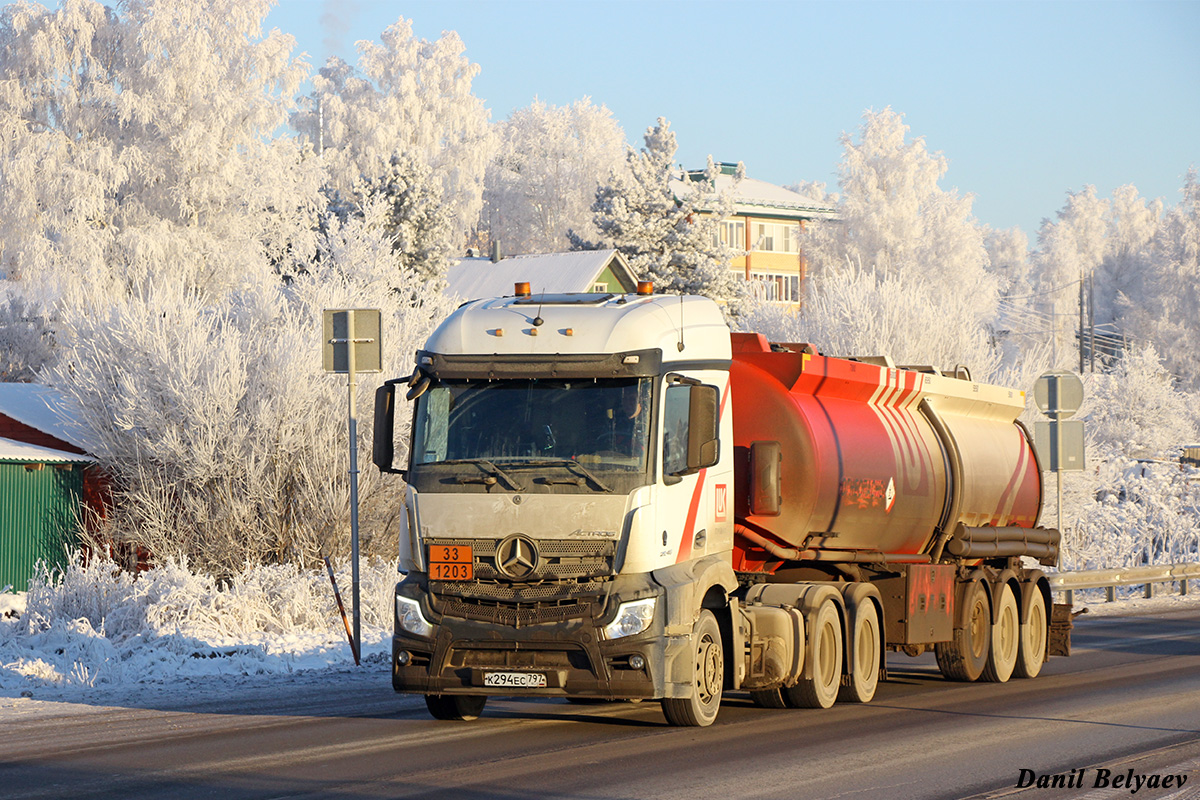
482, 97, 626, 255
294, 18, 494, 246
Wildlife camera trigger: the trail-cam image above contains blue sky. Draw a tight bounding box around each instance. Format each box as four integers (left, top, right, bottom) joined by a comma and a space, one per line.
269, 1, 1194, 237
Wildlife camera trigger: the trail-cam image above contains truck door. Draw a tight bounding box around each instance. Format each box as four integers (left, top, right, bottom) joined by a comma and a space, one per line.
656, 379, 721, 565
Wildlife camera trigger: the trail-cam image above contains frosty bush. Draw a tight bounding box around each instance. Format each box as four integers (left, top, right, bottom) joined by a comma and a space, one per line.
1080, 345, 1200, 460
1, 555, 398, 688
1063, 460, 1200, 571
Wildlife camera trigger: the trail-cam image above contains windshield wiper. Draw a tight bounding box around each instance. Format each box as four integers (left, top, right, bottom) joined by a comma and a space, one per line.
444, 459, 526, 492
521, 459, 613, 493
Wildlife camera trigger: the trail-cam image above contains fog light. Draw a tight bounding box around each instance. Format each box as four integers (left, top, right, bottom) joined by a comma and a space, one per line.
629, 654, 645, 670
396, 649, 412, 666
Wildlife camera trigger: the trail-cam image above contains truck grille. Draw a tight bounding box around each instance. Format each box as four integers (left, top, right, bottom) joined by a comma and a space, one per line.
425, 537, 615, 628
426, 537, 616, 582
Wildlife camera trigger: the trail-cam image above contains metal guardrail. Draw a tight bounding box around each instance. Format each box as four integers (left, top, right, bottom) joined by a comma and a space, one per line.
1049, 563, 1200, 604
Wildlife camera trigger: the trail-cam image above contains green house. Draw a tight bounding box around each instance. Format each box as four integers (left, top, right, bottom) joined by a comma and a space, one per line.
0, 437, 92, 592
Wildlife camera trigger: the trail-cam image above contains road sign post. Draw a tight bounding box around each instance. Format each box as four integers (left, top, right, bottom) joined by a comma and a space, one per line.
323, 309, 382, 665
1032, 371, 1085, 548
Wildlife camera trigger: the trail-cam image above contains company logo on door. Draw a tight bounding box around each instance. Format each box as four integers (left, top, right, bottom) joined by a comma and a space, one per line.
715, 484, 727, 522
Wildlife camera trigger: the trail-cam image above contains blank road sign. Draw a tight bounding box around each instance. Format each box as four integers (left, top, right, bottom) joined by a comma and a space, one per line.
1033, 419, 1086, 471
323, 309, 382, 374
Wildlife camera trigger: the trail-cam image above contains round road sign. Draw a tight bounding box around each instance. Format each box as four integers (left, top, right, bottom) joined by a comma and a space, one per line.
1033, 370, 1084, 419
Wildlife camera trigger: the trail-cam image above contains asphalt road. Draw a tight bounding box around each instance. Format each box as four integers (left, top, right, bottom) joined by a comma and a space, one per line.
3, 605, 1199, 800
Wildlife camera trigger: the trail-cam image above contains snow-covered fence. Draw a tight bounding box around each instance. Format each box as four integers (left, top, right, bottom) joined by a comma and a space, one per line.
1050, 562, 1200, 604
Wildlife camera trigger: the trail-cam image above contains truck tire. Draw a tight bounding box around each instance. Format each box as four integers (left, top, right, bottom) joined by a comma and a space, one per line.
936, 580, 990, 682
786, 599, 843, 709
838, 600, 880, 704
425, 694, 487, 721
662, 610, 724, 727
983, 583, 1019, 682
1014, 584, 1048, 679
749, 688, 789, 708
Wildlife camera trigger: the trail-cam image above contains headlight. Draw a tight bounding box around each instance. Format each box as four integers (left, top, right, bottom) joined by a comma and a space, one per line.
602, 597, 657, 640
396, 595, 434, 638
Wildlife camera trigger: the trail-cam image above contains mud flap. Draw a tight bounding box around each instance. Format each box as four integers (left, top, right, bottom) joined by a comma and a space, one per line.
1049, 603, 1073, 657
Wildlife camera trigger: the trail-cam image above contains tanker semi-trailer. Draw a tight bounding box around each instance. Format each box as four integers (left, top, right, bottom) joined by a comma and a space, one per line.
372, 283, 1068, 726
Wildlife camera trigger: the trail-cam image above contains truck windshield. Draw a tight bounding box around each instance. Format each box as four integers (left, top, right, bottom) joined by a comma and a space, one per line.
411, 377, 653, 476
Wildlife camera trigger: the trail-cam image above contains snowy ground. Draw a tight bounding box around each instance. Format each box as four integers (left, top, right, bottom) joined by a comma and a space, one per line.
0, 558, 397, 715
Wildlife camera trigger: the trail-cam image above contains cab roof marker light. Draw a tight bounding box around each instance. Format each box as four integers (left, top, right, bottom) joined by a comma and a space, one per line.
636, 280, 653, 296
515, 281, 531, 297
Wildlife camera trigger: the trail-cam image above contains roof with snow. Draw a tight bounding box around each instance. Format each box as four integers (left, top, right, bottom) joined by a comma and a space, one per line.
671, 164, 839, 221
446, 249, 638, 301
0, 383, 91, 451
0, 436, 93, 464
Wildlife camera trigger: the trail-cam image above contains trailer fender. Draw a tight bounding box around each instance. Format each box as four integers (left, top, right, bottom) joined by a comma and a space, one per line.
993, 568, 1020, 625
1020, 570, 1050, 626
955, 572, 993, 630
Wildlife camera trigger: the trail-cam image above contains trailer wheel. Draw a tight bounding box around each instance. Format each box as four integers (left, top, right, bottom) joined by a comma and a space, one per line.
1014, 585, 1048, 679
662, 609, 723, 727
786, 599, 843, 709
424, 694, 487, 721
839, 601, 880, 704
983, 583, 1019, 682
936, 580, 991, 682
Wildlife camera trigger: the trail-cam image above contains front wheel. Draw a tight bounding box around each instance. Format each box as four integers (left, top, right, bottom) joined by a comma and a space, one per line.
662, 609, 724, 727
425, 694, 487, 721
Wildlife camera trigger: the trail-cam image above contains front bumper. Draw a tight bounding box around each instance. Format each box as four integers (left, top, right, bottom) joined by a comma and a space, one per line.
391, 572, 675, 700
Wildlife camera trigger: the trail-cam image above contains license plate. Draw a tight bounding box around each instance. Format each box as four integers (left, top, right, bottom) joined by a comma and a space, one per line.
483, 671, 547, 688
429, 544, 473, 581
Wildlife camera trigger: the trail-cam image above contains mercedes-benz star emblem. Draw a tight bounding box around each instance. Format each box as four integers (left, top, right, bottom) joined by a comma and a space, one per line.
496, 535, 539, 580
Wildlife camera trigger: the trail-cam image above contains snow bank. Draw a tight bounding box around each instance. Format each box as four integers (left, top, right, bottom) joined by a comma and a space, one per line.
0, 557, 398, 696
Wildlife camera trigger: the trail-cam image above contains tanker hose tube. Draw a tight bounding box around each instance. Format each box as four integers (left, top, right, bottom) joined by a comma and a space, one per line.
734, 524, 810, 561
945, 524, 1061, 560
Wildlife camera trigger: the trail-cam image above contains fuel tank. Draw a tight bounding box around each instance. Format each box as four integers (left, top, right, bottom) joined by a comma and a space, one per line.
729, 333, 1042, 572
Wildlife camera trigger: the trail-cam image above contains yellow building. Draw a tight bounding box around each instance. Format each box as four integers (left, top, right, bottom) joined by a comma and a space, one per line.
677, 163, 837, 304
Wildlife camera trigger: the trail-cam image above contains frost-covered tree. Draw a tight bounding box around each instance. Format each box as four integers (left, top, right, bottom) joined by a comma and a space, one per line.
570, 118, 742, 307
482, 97, 626, 255
803, 108, 993, 306
294, 18, 494, 245
1119, 169, 1200, 389
1096, 185, 1161, 326
1030, 186, 1108, 363
44, 206, 458, 575
985, 226, 1032, 297
327, 152, 454, 286
0, 0, 322, 300
749, 108, 1001, 373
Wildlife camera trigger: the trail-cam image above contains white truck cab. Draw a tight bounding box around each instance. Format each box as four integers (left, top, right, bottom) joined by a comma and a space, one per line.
373, 286, 737, 724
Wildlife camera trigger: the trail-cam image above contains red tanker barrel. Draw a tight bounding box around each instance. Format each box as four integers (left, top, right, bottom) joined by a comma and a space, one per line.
729, 333, 1041, 573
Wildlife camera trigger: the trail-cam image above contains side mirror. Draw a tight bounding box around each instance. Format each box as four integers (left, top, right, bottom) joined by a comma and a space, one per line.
373, 381, 406, 474
686, 384, 720, 471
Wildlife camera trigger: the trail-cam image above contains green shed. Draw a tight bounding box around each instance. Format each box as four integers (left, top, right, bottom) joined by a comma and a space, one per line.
0, 437, 92, 592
